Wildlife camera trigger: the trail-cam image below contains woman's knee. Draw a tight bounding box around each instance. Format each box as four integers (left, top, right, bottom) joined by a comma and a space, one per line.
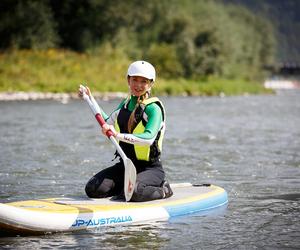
85, 177, 99, 198
131, 181, 164, 202
85, 177, 114, 198
130, 182, 145, 202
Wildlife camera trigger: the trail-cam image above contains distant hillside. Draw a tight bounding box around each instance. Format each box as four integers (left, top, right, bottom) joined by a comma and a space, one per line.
223, 0, 300, 64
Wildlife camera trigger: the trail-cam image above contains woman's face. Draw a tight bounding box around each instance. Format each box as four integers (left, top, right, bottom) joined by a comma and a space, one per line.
128, 76, 152, 96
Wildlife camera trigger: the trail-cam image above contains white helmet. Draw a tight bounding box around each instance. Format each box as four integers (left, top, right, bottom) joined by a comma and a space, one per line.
127, 61, 156, 82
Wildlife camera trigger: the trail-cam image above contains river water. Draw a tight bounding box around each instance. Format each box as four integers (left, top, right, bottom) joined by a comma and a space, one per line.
0, 90, 299, 249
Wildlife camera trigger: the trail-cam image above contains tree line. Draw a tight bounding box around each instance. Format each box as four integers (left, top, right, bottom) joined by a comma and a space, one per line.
224, 0, 300, 64
0, 0, 276, 80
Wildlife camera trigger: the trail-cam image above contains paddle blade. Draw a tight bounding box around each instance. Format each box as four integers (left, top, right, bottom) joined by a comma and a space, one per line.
124, 158, 136, 202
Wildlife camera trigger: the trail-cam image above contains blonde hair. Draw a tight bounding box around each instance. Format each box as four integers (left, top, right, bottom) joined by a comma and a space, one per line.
127, 91, 150, 133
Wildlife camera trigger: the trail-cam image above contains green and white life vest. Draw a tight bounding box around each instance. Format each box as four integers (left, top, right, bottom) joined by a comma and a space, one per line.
115, 97, 165, 162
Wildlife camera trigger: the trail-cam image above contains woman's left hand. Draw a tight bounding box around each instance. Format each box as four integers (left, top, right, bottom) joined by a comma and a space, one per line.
101, 123, 118, 137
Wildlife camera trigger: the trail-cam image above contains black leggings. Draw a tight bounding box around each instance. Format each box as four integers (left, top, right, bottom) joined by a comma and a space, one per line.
85, 161, 166, 202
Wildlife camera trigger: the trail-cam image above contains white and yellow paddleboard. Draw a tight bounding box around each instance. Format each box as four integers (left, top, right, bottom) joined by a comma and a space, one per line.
0, 183, 228, 235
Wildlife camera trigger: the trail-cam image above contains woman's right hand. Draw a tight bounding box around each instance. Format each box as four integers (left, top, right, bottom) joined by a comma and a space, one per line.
78, 85, 91, 99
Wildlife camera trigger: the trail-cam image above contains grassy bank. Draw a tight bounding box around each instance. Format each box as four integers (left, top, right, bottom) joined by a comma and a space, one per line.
0, 48, 271, 96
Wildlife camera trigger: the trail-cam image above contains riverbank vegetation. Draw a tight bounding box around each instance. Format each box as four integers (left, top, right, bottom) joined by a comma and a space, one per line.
0, 48, 270, 96
0, 0, 275, 96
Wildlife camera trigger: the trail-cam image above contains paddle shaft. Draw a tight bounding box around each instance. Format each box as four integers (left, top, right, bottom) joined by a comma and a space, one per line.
82, 92, 127, 160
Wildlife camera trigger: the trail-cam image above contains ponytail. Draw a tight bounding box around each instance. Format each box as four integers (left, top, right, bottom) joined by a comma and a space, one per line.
127, 91, 150, 133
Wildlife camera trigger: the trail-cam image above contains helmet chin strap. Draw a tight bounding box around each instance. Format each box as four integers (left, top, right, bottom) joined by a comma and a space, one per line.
129, 86, 152, 97
131, 91, 149, 97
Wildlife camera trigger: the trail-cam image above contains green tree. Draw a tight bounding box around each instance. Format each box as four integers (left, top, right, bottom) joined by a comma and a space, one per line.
146, 43, 183, 78
226, 5, 276, 79
49, 0, 108, 51
0, 0, 276, 81
0, 0, 58, 49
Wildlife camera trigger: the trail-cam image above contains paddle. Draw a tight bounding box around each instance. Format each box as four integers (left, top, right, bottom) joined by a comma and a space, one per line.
79, 85, 136, 202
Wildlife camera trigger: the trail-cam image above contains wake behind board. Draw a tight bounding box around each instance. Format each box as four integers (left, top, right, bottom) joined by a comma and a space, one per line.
0, 183, 228, 236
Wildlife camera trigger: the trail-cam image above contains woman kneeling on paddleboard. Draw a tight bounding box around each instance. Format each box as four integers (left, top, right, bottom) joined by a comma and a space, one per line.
79, 61, 173, 202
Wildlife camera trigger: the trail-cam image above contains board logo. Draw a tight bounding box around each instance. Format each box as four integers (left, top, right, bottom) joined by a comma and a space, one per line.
72, 215, 133, 227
